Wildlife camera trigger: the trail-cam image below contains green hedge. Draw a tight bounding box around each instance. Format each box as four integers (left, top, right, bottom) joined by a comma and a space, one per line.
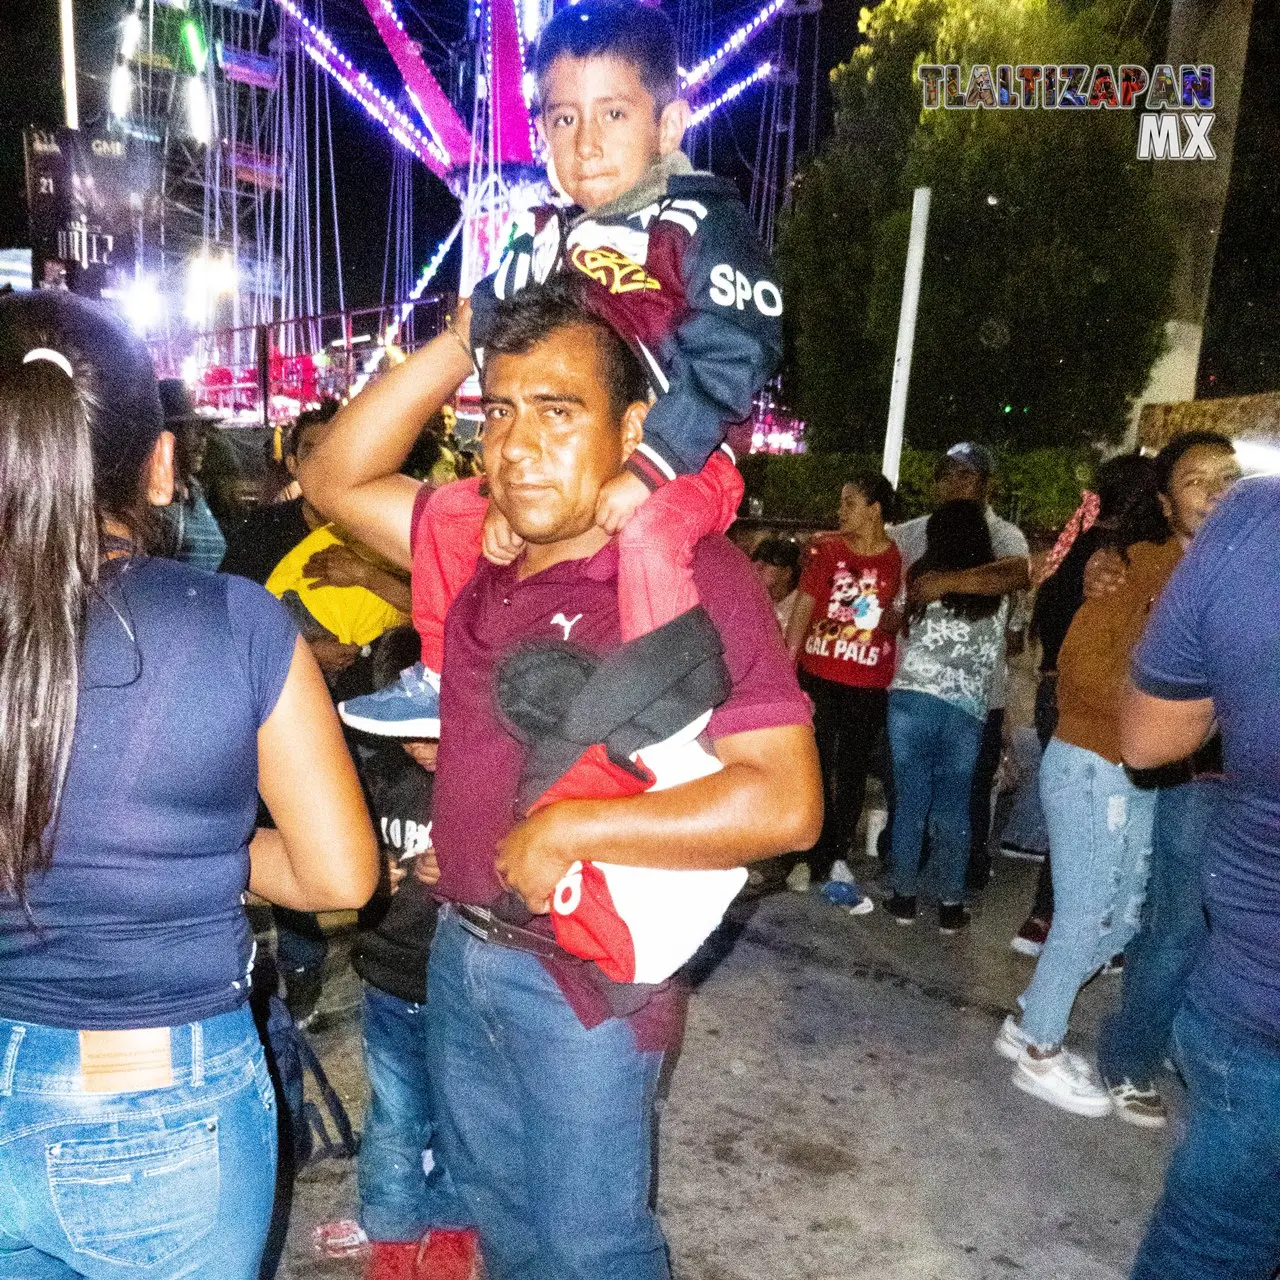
739, 446, 1096, 535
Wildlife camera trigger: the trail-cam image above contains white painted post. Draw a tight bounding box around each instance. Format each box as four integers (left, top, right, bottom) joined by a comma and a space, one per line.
882, 186, 930, 488
60, 0, 79, 129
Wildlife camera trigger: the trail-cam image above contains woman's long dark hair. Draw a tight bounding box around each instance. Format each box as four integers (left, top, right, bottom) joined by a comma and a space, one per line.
909, 499, 1001, 621
1094, 453, 1169, 552
0, 294, 161, 903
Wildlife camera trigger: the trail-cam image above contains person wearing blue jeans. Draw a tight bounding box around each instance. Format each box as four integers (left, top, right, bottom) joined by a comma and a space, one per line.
425, 910, 669, 1279
886, 690, 984, 916
1130, 999, 1280, 1280
358, 984, 460, 1242
0, 1009, 276, 1279
996, 738, 1155, 1115
1097, 775, 1220, 1127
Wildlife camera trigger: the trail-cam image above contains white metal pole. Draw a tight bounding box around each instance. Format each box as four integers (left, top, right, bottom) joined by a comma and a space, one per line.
60, 0, 79, 128
882, 186, 930, 488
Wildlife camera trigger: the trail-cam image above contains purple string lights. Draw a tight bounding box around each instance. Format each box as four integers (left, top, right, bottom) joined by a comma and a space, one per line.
681, 0, 787, 92
688, 61, 774, 129
271, 0, 452, 176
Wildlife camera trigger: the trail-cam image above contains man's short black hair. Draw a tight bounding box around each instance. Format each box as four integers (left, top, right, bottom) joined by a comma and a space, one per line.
534, 0, 680, 113
751, 537, 801, 589
1153, 431, 1234, 495
481, 277, 650, 422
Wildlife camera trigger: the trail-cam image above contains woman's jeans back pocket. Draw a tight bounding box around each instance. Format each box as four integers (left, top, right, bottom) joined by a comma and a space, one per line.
47, 1116, 220, 1267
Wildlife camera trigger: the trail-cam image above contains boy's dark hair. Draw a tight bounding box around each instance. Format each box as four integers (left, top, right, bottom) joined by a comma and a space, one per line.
534, 0, 679, 113
1153, 431, 1234, 495
846, 470, 899, 524
482, 277, 649, 421
751, 537, 801, 588
910, 499, 1000, 621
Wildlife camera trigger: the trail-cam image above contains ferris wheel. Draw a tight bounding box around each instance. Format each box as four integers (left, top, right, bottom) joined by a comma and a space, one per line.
104, 0, 820, 388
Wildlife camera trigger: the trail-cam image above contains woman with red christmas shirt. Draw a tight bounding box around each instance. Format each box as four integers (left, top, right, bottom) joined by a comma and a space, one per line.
785, 472, 902, 887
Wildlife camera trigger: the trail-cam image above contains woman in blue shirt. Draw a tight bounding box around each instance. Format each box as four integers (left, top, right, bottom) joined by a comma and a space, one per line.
0, 293, 379, 1278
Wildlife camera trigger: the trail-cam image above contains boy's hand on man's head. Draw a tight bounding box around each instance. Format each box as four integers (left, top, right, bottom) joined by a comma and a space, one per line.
482, 503, 525, 565
595, 471, 651, 536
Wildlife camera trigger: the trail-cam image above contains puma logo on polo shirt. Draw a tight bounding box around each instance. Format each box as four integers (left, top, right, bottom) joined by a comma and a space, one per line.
551, 612, 583, 640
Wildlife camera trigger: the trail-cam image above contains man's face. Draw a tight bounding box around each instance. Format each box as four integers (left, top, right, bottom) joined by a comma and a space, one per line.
934, 464, 988, 506
482, 324, 641, 545
1160, 444, 1241, 542
538, 55, 683, 210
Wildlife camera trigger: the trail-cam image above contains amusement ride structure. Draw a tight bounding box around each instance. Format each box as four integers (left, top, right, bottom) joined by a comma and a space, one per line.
103, 0, 820, 423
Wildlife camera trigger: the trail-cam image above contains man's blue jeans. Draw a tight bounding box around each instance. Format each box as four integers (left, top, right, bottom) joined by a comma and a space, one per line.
0, 1005, 276, 1279
1132, 1001, 1280, 1280
424, 908, 669, 1280
358, 982, 462, 1242
887, 690, 984, 903
1020, 738, 1154, 1048
1098, 778, 1219, 1088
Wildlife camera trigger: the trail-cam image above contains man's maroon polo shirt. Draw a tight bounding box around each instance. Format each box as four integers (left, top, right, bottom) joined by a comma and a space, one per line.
428, 531, 811, 1043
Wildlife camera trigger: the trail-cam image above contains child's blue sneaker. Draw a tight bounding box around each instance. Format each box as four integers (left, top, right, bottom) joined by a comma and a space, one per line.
820, 879, 874, 915
338, 662, 441, 738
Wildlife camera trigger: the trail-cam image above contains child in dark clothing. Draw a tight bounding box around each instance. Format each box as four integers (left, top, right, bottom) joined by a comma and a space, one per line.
337, 0, 781, 744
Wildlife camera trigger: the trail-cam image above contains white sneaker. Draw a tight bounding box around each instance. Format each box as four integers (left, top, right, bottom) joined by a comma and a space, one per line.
785, 862, 811, 893
993, 1015, 1033, 1062
1013, 1047, 1113, 1117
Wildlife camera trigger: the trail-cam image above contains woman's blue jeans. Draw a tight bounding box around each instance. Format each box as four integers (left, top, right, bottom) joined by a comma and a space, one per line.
887, 689, 984, 903
0, 1005, 276, 1279
1019, 738, 1155, 1048
424, 908, 669, 1280
1098, 778, 1219, 1088
1132, 1000, 1280, 1280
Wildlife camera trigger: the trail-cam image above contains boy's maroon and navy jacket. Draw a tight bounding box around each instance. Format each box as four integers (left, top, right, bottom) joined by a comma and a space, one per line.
468, 153, 783, 491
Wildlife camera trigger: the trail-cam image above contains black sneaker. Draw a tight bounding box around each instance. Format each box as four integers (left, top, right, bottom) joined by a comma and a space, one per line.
939, 902, 972, 935
884, 894, 917, 925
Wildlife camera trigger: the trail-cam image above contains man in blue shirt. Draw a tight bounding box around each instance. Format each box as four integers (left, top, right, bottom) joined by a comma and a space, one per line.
1122, 475, 1280, 1280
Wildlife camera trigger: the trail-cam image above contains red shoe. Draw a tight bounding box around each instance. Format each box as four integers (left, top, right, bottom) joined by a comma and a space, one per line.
363, 1241, 419, 1280
415, 1228, 482, 1279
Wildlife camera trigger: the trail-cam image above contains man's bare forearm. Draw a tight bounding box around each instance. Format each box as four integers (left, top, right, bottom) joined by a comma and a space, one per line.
551, 727, 822, 871
941, 556, 1030, 597
298, 324, 474, 569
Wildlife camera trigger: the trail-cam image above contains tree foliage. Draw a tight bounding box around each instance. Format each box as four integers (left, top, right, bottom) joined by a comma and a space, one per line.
777, 0, 1176, 455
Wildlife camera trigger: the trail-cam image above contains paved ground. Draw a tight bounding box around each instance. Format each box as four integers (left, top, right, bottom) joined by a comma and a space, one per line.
278, 851, 1172, 1279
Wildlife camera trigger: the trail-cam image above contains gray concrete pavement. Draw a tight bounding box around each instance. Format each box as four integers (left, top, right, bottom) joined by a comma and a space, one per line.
278, 854, 1171, 1279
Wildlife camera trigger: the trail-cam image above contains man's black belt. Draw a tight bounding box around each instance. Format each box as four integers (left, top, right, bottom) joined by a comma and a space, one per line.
453, 903, 562, 959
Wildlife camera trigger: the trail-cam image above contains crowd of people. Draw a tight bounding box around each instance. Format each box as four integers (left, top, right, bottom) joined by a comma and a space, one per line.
1, 2, 1278, 1279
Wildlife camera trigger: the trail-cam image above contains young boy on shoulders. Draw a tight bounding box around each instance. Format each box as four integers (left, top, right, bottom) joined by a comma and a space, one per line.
334, 0, 782, 744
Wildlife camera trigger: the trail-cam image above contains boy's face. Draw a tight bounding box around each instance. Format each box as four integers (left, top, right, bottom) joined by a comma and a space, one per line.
538, 54, 688, 210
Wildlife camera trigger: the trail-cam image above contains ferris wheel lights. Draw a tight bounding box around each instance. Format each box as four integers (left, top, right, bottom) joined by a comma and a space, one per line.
182, 20, 209, 74
680, 0, 787, 92
119, 274, 163, 334
687, 60, 774, 128
186, 76, 213, 144
185, 250, 238, 324
109, 62, 134, 119
121, 11, 143, 60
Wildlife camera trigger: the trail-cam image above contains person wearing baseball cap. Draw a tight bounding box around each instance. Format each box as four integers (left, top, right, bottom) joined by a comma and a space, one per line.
888, 442, 1030, 901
